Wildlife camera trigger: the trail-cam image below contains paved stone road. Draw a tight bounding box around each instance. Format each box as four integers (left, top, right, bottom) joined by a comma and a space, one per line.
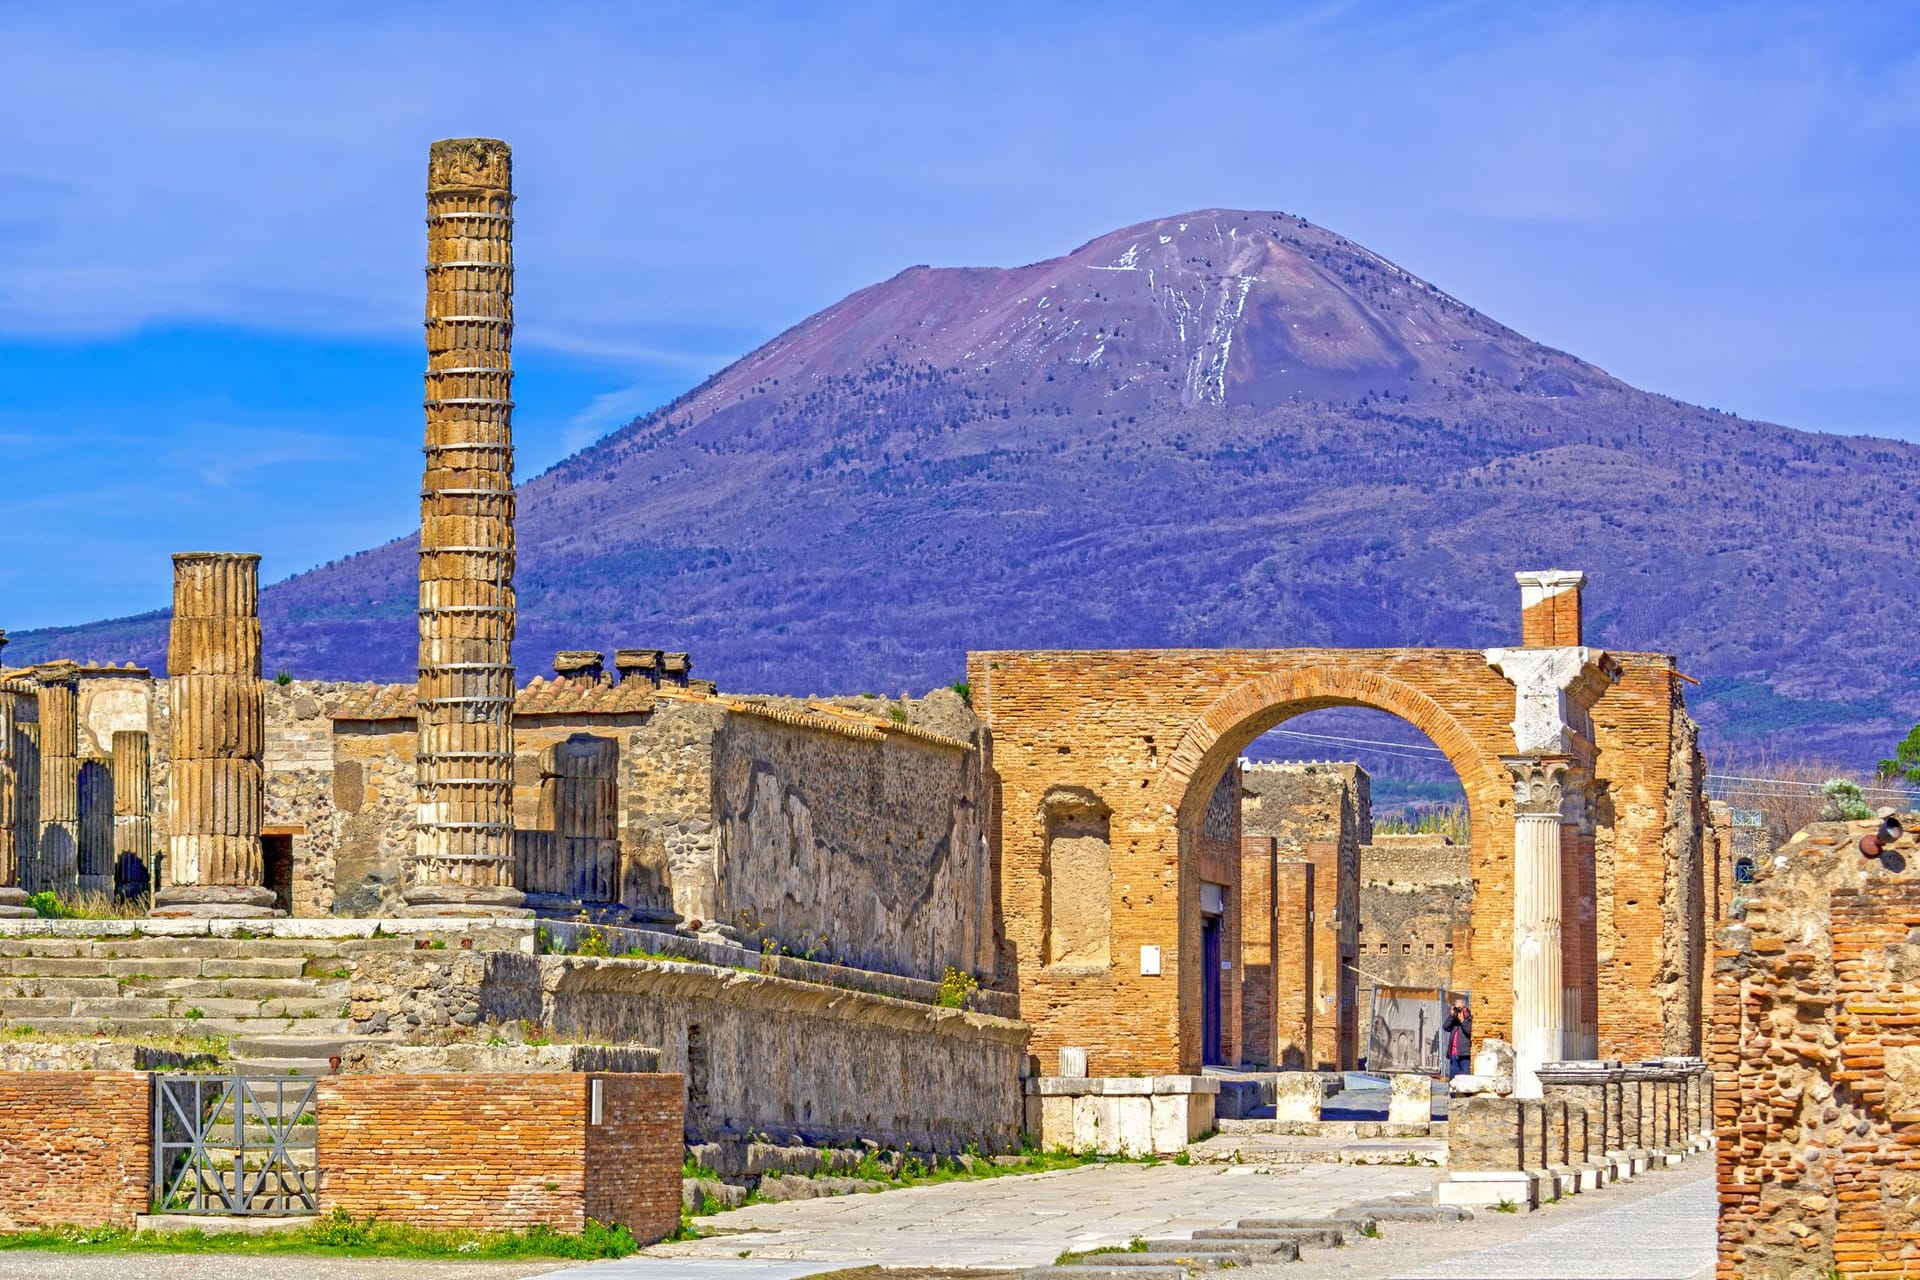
628, 1160, 1431, 1269
1392, 1171, 1716, 1280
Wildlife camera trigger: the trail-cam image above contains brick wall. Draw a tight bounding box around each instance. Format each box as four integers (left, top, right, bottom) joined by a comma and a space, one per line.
1196, 768, 1242, 1065
318, 1071, 683, 1243
1239, 835, 1278, 1066
1355, 838, 1469, 1037
0, 1071, 150, 1229
970, 645, 1697, 1075
1714, 820, 1920, 1279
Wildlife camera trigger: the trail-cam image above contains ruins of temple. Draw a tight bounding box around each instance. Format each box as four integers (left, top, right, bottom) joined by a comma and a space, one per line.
0, 137, 1733, 1243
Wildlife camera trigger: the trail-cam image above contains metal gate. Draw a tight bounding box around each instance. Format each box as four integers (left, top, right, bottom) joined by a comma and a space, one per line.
152, 1074, 319, 1215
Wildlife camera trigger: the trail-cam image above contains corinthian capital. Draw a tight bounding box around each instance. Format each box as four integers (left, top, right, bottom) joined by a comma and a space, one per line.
1503, 754, 1574, 817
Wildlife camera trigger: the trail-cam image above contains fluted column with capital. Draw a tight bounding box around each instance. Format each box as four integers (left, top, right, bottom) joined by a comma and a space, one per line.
34, 662, 81, 896
1506, 753, 1570, 1097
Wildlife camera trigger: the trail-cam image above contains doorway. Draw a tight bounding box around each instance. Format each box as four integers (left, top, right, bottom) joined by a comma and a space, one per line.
261, 834, 295, 916
1201, 912, 1223, 1065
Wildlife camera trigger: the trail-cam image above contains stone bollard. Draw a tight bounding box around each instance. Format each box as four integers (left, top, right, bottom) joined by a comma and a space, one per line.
1474, 1038, 1517, 1095
1272, 1072, 1324, 1123
1389, 1073, 1432, 1125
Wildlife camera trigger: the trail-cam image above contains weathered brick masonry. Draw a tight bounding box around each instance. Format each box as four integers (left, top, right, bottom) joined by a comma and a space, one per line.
318, 1071, 683, 1241
970, 645, 1701, 1075
0, 1070, 149, 1229
1714, 818, 1920, 1279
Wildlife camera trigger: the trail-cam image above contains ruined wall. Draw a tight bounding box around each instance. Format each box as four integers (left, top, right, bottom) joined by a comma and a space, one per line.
469, 951, 1028, 1153
0, 1071, 150, 1229
1242, 761, 1368, 1070
1590, 654, 1702, 1062
1714, 816, 1920, 1279
1356, 836, 1470, 1036
1195, 767, 1242, 1065
703, 695, 991, 982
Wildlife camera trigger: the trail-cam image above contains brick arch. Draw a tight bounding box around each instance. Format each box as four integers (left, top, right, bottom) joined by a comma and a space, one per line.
1151, 666, 1506, 828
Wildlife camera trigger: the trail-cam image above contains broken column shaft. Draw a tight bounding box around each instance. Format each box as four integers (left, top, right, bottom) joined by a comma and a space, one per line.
155, 552, 275, 917
77, 757, 112, 894
111, 730, 154, 897
410, 137, 525, 916
0, 679, 34, 915
34, 663, 80, 895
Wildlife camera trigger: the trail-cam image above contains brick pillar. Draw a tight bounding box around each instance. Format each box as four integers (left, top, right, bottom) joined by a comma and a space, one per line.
0, 679, 33, 915
33, 662, 81, 895
77, 757, 112, 895
110, 730, 153, 898
155, 552, 275, 917
410, 137, 525, 917
1516, 570, 1585, 648
1505, 755, 1570, 1097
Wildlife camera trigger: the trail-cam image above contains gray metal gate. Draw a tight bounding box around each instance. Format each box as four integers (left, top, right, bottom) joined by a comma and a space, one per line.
152, 1074, 319, 1215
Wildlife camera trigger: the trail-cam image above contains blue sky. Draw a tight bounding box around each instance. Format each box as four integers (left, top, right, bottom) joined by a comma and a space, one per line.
2, 1, 1917, 629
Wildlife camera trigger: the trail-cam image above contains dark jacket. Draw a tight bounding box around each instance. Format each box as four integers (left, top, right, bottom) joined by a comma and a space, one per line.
1443, 1008, 1472, 1058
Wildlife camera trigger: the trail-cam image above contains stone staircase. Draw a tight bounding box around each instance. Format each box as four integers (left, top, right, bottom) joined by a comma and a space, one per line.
1023, 1198, 1472, 1277
0, 934, 421, 1073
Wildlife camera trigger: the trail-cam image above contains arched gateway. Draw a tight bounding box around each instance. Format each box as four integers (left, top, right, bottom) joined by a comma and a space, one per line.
967, 572, 1711, 1094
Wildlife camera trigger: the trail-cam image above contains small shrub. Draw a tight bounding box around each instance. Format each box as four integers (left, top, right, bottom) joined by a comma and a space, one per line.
950, 680, 972, 705
935, 966, 979, 1010
273, 670, 293, 687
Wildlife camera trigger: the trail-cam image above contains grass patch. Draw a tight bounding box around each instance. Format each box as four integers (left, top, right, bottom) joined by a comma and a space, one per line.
26, 890, 148, 921
1055, 1237, 1147, 1264
0, 1210, 640, 1259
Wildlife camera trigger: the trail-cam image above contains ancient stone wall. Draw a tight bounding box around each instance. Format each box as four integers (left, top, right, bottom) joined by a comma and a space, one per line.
1356, 836, 1470, 1037
1713, 816, 1920, 1278
489, 953, 1028, 1153
1242, 761, 1369, 1070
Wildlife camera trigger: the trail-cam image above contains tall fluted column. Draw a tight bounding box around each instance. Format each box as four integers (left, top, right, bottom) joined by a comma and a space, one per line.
111, 730, 154, 898
34, 662, 80, 895
0, 679, 34, 915
410, 137, 525, 916
154, 552, 276, 917
10, 697, 37, 895
1506, 754, 1570, 1097
77, 757, 112, 894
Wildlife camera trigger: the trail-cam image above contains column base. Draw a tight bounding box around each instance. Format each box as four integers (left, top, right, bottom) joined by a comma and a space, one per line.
151, 885, 283, 919
0, 887, 34, 919
403, 884, 531, 918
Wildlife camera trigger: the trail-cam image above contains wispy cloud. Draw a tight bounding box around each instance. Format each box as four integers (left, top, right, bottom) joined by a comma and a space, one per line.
560, 385, 666, 456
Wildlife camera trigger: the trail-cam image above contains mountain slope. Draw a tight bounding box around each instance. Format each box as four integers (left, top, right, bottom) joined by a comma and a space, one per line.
17, 210, 1919, 765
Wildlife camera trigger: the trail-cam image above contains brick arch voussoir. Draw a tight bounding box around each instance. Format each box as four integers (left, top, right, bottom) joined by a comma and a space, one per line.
1155, 665, 1504, 825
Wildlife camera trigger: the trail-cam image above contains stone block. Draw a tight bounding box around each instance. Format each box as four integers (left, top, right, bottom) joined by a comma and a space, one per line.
1058, 1046, 1088, 1077
1388, 1073, 1432, 1125
1433, 1169, 1537, 1211
1272, 1071, 1324, 1123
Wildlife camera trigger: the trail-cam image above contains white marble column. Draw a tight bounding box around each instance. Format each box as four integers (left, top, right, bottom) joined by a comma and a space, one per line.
1505, 754, 1570, 1097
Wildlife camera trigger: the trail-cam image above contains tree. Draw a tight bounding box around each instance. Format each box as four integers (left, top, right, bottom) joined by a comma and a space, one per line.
1880, 724, 1920, 786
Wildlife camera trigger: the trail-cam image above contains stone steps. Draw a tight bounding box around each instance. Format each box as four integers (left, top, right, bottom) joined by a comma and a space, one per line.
1031, 1198, 1476, 1280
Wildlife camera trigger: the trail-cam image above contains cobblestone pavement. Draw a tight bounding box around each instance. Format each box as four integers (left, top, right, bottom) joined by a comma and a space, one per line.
631, 1160, 1432, 1269
545, 1156, 1715, 1280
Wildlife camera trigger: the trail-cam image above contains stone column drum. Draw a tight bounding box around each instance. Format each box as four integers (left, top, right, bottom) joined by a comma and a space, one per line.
111, 730, 153, 896
33, 662, 81, 895
154, 552, 275, 917
0, 679, 35, 915
9, 694, 37, 897
76, 757, 112, 894
409, 137, 526, 917
1505, 754, 1570, 1097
